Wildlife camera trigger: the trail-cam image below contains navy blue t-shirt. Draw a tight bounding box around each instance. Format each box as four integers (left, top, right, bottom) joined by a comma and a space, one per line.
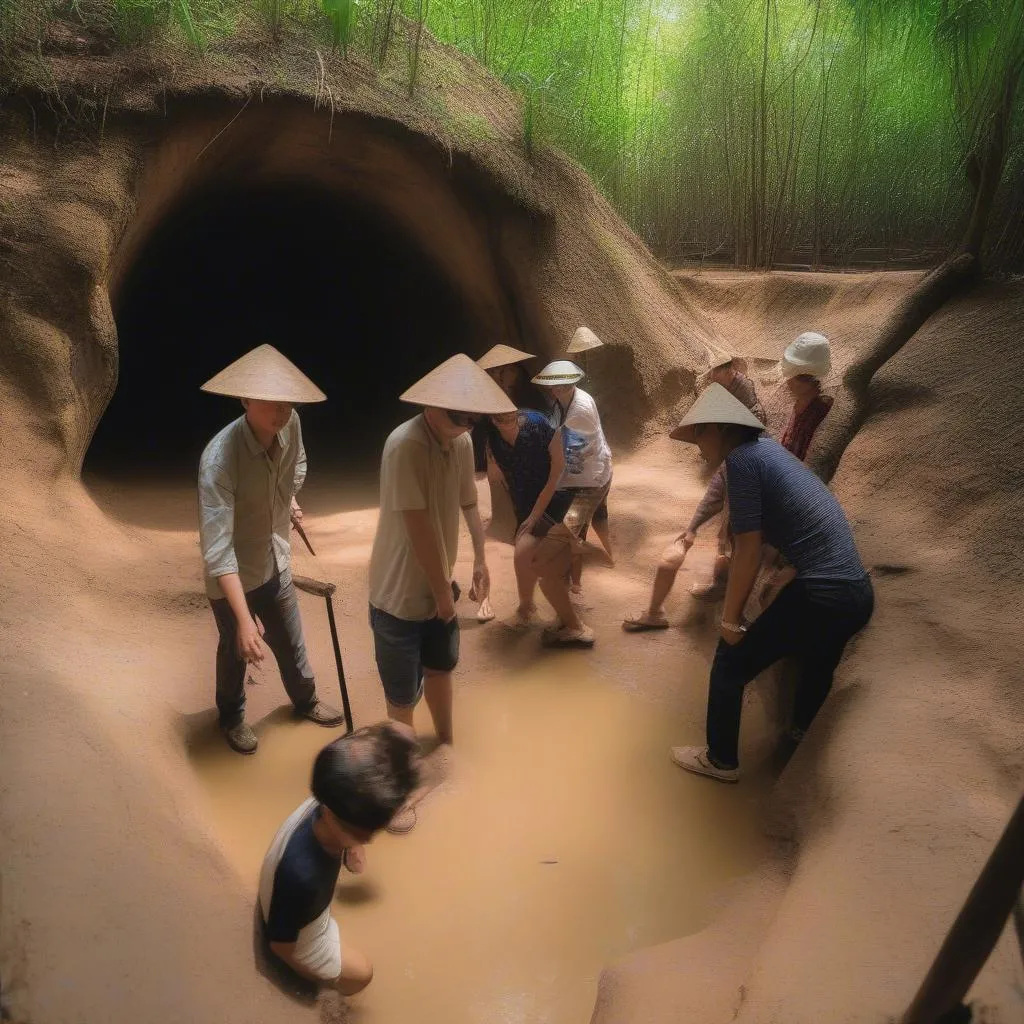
488, 411, 571, 524
264, 804, 342, 943
726, 436, 865, 582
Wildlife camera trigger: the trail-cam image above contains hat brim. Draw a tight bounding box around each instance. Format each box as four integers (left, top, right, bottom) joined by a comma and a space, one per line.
670, 382, 767, 443
477, 345, 535, 370
199, 344, 327, 403
780, 357, 831, 380
669, 423, 696, 442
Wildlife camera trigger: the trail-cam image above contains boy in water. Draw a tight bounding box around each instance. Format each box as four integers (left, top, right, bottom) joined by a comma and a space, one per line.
259, 723, 420, 992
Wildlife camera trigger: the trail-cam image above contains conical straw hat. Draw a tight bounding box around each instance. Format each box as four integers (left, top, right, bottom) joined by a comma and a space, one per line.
477, 344, 535, 370
200, 344, 326, 403
401, 354, 516, 414
670, 382, 766, 442
531, 360, 585, 386
566, 326, 604, 354
697, 345, 748, 387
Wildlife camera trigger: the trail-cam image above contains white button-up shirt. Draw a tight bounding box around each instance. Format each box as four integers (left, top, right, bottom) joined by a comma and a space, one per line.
198, 411, 307, 599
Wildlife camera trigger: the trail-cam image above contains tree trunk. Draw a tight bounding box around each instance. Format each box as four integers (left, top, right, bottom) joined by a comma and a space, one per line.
809, 252, 978, 484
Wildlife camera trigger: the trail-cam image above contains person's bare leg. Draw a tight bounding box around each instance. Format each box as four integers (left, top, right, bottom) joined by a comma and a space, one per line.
570, 554, 583, 592
423, 669, 453, 745
386, 701, 416, 732
592, 517, 613, 562
335, 940, 374, 996
513, 536, 539, 617
648, 564, 680, 618
539, 571, 582, 631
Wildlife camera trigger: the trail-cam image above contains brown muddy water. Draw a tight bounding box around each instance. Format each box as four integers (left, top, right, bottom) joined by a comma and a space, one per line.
187, 653, 768, 1024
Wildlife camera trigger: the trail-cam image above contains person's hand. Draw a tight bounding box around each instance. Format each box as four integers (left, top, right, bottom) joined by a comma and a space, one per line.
517, 514, 539, 539
290, 497, 303, 525
342, 844, 367, 875
676, 529, 696, 549
471, 560, 490, 603
719, 621, 745, 646
237, 615, 267, 664
437, 592, 457, 624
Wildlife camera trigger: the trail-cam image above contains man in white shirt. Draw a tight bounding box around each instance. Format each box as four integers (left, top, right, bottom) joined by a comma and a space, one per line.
198, 345, 344, 755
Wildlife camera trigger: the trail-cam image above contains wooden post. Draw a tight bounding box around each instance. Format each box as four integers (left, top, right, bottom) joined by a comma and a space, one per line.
900, 792, 1024, 1023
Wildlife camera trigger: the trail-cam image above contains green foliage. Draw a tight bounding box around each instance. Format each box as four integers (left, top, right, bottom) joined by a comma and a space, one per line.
321, 0, 352, 49
3, 0, 1023, 266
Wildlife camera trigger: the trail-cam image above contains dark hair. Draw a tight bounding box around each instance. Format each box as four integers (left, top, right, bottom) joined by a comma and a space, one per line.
719, 423, 763, 447
311, 723, 420, 833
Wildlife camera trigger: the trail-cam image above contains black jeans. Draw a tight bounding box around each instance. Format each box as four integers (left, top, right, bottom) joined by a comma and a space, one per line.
706, 576, 874, 768
210, 569, 317, 728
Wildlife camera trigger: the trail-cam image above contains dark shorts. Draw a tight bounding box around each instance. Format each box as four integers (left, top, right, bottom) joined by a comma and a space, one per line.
521, 489, 574, 539
369, 605, 460, 708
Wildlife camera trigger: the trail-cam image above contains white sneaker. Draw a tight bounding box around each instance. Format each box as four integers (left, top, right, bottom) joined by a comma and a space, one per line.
670, 745, 739, 783
541, 623, 596, 647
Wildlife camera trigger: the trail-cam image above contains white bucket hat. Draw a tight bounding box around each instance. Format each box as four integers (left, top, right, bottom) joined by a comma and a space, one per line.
781, 332, 831, 379
200, 344, 326, 403
670, 383, 766, 442
400, 353, 516, 414
531, 360, 585, 386
477, 344, 534, 370
566, 326, 604, 354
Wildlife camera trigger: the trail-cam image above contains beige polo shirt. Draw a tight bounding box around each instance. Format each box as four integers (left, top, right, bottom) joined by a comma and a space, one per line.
368, 414, 477, 621
198, 411, 306, 600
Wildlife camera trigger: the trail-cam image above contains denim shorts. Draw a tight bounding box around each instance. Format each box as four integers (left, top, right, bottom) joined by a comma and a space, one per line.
368, 605, 460, 708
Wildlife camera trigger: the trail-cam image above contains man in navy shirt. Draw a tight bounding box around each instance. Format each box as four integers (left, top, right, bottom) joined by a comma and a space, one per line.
668, 384, 874, 782
258, 723, 419, 992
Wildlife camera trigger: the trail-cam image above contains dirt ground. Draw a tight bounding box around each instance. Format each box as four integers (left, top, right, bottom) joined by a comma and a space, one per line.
1, 272, 1022, 1024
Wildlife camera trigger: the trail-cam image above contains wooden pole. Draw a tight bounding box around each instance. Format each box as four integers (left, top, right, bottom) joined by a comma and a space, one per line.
292, 574, 354, 735
900, 792, 1024, 1023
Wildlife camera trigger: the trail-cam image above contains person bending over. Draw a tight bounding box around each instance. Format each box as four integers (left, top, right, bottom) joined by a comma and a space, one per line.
486, 407, 592, 645
623, 353, 766, 631
666, 384, 873, 782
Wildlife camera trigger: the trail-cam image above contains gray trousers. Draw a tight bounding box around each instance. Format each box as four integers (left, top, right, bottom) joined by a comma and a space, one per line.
210, 569, 316, 728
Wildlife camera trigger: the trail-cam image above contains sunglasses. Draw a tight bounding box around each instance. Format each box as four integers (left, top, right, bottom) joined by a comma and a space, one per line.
445, 410, 479, 428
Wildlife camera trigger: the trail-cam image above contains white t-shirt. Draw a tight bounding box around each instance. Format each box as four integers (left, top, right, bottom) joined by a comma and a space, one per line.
554, 387, 612, 489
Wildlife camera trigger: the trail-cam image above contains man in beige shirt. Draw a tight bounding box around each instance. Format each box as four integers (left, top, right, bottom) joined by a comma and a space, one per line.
368, 355, 515, 830
198, 345, 344, 755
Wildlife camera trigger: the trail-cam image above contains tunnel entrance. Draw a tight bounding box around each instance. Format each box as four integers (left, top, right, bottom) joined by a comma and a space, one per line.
85, 177, 477, 490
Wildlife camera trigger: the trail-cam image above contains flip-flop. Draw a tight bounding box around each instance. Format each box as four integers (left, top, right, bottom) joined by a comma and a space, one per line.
476, 598, 496, 623
622, 613, 669, 632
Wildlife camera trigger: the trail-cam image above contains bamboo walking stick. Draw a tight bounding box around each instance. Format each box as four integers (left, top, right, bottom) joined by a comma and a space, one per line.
900, 791, 1024, 1023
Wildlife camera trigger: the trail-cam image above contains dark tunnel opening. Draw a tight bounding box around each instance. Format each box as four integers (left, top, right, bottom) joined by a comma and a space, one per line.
85, 178, 479, 492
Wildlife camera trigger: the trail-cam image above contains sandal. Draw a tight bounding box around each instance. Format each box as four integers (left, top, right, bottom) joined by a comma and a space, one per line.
622, 612, 669, 633
476, 598, 495, 623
